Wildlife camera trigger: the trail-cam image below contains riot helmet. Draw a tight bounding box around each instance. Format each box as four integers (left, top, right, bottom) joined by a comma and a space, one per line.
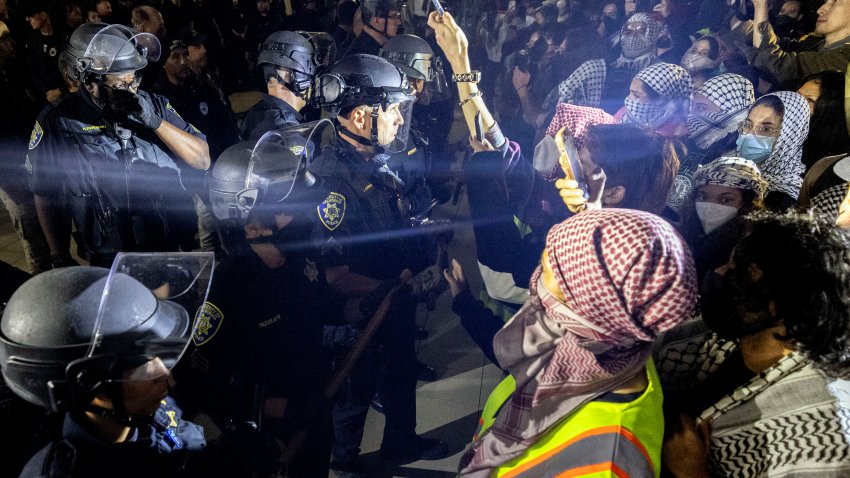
258, 31, 316, 97
0, 253, 214, 421
296, 31, 337, 76
361, 0, 404, 37
208, 120, 332, 226
65, 22, 160, 81
379, 34, 448, 105
315, 54, 416, 153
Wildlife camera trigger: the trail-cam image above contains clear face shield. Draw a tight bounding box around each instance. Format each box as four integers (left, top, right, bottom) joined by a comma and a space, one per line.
376, 97, 415, 153
247, 119, 335, 207
86, 252, 215, 384
82, 23, 160, 75
418, 56, 449, 105
296, 31, 337, 76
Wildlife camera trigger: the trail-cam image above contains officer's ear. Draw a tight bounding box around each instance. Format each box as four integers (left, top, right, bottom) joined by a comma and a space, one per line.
351, 106, 368, 131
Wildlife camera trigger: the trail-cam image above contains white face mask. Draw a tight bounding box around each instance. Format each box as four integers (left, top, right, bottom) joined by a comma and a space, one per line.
695, 201, 738, 234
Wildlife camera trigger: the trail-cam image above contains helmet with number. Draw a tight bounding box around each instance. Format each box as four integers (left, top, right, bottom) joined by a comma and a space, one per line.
258, 31, 316, 95
0, 254, 213, 420
208, 121, 332, 225
316, 54, 415, 152
64, 22, 161, 80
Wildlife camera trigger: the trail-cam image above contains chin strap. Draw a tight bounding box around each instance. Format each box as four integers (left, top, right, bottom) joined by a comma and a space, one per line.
84, 402, 152, 427
338, 116, 385, 154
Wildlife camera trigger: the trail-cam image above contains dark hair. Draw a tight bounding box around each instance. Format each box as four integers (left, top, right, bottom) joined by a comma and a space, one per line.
752, 94, 785, 118
584, 124, 677, 213
736, 211, 850, 377
800, 71, 849, 168
698, 36, 721, 60
336, 1, 358, 26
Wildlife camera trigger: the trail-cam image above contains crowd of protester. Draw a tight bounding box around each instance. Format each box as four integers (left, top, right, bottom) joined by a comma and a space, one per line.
2, 0, 850, 477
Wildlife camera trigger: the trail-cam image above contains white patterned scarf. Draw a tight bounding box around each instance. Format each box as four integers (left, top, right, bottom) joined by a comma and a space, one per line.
758, 91, 810, 200
687, 73, 755, 150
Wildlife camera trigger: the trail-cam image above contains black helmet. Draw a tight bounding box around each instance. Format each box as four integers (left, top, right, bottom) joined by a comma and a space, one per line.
258, 31, 315, 93
65, 23, 161, 80
0, 253, 213, 417
380, 34, 434, 81
316, 54, 416, 152
296, 31, 337, 76
208, 121, 331, 225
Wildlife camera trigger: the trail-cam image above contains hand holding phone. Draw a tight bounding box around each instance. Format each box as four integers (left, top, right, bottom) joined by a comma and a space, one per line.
431, 0, 445, 16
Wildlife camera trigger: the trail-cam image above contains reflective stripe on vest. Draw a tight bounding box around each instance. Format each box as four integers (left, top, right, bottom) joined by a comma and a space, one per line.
474, 359, 663, 478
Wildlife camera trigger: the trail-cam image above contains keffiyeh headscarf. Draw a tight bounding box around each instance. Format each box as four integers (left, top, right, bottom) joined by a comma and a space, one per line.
680, 35, 728, 73
687, 73, 755, 150
693, 157, 768, 198
623, 62, 693, 129
460, 209, 698, 477
757, 91, 810, 199
534, 104, 616, 179
615, 13, 669, 73
547, 59, 607, 110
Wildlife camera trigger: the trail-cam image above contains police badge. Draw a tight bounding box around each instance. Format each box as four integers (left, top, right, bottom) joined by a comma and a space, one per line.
192, 302, 224, 346
318, 192, 346, 231
28, 122, 44, 150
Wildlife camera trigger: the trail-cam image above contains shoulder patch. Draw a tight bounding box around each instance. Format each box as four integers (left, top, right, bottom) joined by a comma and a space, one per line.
318, 192, 346, 231
28, 122, 44, 150
165, 101, 183, 119
407, 147, 417, 155
192, 302, 224, 346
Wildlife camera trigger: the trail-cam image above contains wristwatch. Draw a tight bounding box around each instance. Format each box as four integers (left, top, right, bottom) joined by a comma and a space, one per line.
451, 71, 482, 83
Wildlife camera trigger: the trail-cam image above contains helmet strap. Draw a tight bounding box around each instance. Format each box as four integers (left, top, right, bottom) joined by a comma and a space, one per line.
275, 71, 310, 101
338, 119, 385, 154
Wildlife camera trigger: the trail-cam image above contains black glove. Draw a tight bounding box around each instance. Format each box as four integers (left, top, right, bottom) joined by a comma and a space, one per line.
108, 89, 163, 130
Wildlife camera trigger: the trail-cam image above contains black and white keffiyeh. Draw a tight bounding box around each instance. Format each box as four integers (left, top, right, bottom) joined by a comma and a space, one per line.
758, 91, 810, 199
546, 59, 607, 110
614, 13, 668, 73
811, 183, 847, 220
623, 62, 692, 128
692, 156, 767, 198
687, 73, 755, 150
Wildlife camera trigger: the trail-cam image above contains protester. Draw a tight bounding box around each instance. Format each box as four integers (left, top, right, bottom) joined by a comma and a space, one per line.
678, 157, 767, 285
736, 91, 809, 210
616, 61, 692, 137
446, 208, 697, 476
798, 71, 850, 169
658, 211, 850, 477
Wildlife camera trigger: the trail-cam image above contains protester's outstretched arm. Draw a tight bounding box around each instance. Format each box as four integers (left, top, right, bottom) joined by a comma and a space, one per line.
428, 12, 503, 149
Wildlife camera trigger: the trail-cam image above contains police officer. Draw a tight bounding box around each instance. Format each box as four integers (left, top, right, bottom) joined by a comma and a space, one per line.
343, 0, 403, 57
240, 31, 318, 142
379, 33, 446, 220
192, 128, 336, 477
311, 54, 449, 475
27, 23, 211, 268
0, 253, 214, 478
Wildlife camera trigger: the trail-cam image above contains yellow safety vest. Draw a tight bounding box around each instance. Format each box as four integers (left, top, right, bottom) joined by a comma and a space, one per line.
474, 359, 664, 478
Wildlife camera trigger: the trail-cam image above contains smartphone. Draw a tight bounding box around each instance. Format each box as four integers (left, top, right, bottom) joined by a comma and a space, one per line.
431, 0, 445, 16
554, 126, 588, 212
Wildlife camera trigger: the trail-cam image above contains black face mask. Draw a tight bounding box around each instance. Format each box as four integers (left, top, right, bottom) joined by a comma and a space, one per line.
271, 219, 312, 255
773, 15, 799, 37
700, 269, 782, 340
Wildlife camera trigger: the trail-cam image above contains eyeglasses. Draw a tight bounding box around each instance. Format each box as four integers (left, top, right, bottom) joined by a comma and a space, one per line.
103, 75, 142, 91
738, 120, 779, 137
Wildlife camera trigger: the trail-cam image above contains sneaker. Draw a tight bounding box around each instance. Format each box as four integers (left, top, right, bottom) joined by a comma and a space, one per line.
380, 436, 450, 463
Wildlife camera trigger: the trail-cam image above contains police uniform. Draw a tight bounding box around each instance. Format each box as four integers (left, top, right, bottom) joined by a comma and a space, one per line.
26, 90, 205, 266
240, 93, 305, 143
18, 397, 206, 478
385, 128, 434, 219
24, 29, 64, 100
189, 237, 333, 477
152, 74, 240, 160
310, 137, 428, 462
